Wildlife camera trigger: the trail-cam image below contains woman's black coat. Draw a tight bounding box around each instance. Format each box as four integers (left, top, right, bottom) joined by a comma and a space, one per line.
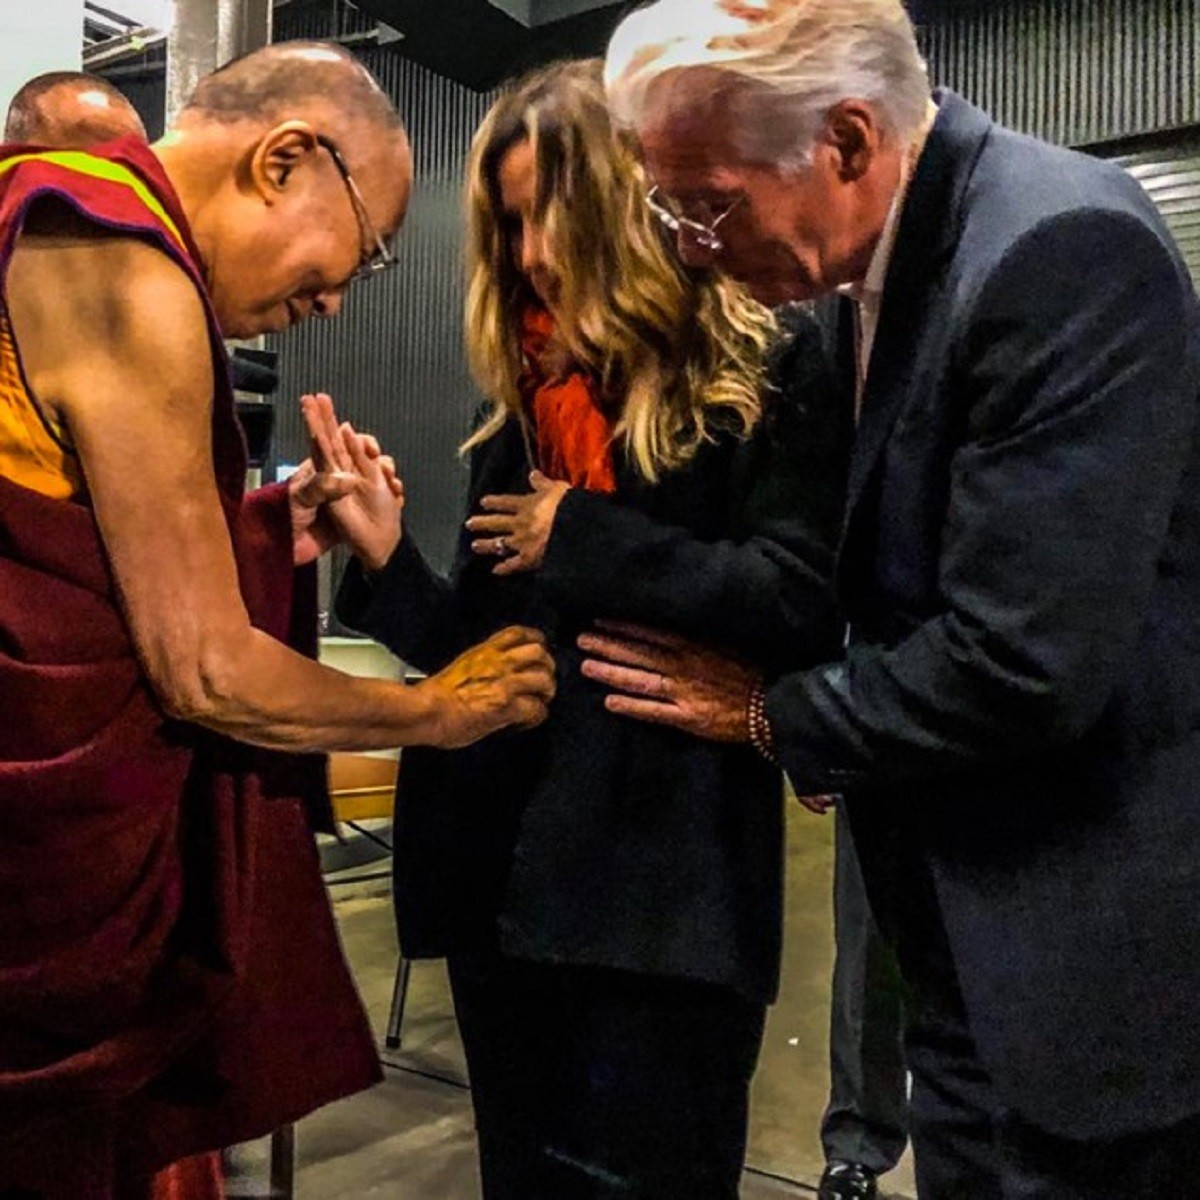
336, 313, 850, 1003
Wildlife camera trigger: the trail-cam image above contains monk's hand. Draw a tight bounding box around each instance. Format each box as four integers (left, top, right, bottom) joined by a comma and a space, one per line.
288, 456, 358, 567
578, 621, 761, 743
465, 470, 570, 576
300, 393, 405, 571
421, 626, 557, 748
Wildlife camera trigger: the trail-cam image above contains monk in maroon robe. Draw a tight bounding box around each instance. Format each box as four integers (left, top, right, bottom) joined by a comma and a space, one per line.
0, 42, 554, 1198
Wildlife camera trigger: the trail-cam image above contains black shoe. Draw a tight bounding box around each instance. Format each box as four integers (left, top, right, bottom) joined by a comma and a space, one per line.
818, 1160, 879, 1200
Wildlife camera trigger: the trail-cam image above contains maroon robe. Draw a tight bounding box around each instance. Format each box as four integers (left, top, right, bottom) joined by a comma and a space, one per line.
0, 140, 380, 1196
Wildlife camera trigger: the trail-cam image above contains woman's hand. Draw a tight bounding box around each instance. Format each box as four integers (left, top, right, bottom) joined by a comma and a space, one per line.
577, 620, 761, 744
465, 470, 571, 576
299, 392, 405, 572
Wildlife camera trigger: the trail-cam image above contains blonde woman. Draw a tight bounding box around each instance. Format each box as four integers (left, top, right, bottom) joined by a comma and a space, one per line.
337, 59, 848, 1197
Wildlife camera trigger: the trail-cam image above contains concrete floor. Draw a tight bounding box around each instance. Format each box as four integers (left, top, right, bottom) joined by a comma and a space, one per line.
275, 802, 917, 1199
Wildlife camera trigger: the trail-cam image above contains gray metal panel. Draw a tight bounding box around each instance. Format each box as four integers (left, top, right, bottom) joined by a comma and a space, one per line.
1106, 140, 1200, 289
916, 0, 1200, 146
272, 0, 375, 40
110, 66, 166, 138
916, 0, 1200, 291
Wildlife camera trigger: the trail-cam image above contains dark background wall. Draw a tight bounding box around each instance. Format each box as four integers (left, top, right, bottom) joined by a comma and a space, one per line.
912, 0, 1200, 292
108, 0, 1200, 576
914, 0, 1198, 146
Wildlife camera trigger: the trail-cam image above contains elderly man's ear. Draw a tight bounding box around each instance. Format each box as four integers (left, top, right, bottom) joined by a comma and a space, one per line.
249, 122, 320, 200
821, 100, 886, 182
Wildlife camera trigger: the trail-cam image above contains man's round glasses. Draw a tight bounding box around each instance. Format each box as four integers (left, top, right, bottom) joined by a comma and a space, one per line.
316, 134, 398, 283
645, 185, 743, 254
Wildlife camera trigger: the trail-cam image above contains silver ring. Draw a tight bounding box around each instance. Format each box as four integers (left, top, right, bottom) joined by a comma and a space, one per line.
494, 536, 508, 556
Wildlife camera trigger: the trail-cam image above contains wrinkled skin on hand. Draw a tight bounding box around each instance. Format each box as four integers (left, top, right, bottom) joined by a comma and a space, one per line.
577, 620, 760, 744
423, 625, 557, 748
577, 619, 831, 813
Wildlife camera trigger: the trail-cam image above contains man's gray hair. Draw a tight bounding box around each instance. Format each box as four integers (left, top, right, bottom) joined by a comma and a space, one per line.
604, 0, 930, 167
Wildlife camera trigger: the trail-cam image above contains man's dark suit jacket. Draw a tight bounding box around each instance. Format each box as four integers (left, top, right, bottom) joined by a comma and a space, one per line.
769, 90, 1200, 1141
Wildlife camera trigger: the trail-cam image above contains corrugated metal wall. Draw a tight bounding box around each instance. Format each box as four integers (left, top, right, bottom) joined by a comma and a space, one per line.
1108, 138, 1200, 287
915, 0, 1200, 146
108, 53, 167, 140
914, 0, 1200, 289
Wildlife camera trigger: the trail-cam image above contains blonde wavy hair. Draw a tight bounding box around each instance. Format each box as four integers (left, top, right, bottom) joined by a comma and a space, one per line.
462, 58, 775, 482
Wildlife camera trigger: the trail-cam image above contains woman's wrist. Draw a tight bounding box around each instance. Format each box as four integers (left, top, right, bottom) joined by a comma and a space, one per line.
359, 531, 402, 576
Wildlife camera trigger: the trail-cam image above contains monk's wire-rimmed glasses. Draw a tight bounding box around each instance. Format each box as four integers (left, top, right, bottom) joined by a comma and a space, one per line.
645, 185, 744, 253
316, 134, 398, 283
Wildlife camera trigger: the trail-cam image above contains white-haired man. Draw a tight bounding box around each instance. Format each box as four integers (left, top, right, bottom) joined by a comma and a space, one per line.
580, 1, 1200, 1195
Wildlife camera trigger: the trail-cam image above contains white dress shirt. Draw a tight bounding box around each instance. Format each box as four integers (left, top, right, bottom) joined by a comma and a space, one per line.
841, 103, 938, 414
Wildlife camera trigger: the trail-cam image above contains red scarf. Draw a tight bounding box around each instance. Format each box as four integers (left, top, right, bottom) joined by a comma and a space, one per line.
519, 307, 617, 493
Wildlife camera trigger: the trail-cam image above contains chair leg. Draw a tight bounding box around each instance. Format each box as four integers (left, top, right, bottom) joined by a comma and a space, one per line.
269, 1123, 296, 1199
384, 956, 412, 1050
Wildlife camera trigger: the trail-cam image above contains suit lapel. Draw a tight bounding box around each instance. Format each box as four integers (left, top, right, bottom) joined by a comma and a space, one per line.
841, 91, 993, 536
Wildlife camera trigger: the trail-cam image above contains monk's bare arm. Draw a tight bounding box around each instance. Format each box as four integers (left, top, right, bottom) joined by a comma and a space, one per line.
5, 227, 554, 751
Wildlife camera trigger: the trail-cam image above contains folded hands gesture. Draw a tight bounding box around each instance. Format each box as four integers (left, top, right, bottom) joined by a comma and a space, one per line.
290, 392, 405, 571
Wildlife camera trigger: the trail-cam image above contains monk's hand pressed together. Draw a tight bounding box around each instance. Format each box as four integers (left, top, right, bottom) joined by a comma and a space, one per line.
287, 456, 359, 567
578, 621, 761, 743
466, 470, 571, 575
297, 391, 406, 571
423, 626, 557, 748
284, 392, 404, 569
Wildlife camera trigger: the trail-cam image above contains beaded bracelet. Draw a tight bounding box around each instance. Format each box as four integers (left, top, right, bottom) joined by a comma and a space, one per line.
747, 679, 778, 765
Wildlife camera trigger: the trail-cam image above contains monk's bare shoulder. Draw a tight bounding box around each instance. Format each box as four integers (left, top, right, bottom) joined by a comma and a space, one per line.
7, 195, 212, 420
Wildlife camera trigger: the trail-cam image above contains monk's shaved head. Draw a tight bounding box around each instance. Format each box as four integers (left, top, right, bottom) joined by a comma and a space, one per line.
181, 41, 402, 135
153, 40, 412, 340
5, 71, 146, 147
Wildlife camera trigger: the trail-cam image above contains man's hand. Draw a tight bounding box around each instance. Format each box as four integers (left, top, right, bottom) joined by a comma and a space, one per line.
421, 626, 557, 748
289, 458, 358, 566
465, 470, 571, 575
797, 794, 834, 815
297, 392, 405, 571
577, 621, 761, 743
